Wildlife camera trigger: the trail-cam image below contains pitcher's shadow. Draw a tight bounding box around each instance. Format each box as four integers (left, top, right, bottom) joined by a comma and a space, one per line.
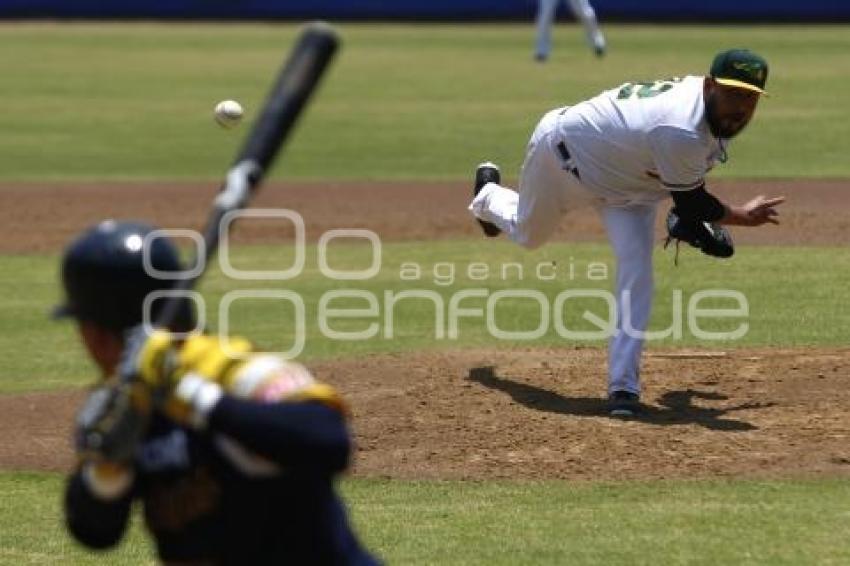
468, 366, 772, 431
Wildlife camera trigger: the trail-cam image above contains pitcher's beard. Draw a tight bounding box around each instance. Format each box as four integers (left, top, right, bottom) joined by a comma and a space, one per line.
705, 97, 747, 139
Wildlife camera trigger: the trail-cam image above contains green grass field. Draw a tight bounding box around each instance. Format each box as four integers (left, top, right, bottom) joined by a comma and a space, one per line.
0, 23, 849, 181
1, 22, 848, 565
2, 473, 848, 565
3, 241, 850, 393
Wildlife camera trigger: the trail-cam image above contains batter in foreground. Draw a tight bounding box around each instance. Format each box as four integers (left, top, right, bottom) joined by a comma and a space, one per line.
469, 49, 784, 417
55, 221, 379, 564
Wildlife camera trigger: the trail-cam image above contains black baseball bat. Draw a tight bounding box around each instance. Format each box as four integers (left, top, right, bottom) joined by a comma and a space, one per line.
155, 21, 340, 328
79, 23, 339, 460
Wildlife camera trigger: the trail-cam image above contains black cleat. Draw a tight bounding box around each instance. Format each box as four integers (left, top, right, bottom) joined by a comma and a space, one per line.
593, 36, 607, 58
473, 162, 502, 237
608, 391, 640, 418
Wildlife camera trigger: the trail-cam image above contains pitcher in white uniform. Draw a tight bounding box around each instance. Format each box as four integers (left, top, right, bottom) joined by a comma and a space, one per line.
469, 49, 784, 417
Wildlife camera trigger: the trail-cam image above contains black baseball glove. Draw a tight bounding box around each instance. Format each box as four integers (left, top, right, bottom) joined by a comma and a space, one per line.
664, 207, 734, 263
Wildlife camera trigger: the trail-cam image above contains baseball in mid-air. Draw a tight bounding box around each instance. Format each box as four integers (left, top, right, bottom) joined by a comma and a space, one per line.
214, 99, 244, 129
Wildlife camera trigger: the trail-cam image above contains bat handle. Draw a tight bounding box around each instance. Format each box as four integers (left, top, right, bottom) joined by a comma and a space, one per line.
215, 159, 263, 212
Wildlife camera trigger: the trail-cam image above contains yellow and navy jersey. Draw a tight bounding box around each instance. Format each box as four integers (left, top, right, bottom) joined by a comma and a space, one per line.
175, 333, 347, 413
66, 335, 378, 564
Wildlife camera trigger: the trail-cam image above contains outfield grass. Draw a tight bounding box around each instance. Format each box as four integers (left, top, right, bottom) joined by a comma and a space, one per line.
0, 23, 848, 181
0, 472, 847, 565
3, 241, 849, 393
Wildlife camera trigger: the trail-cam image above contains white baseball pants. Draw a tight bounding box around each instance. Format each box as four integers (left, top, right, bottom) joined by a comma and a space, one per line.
469, 109, 656, 396
535, 0, 606, 59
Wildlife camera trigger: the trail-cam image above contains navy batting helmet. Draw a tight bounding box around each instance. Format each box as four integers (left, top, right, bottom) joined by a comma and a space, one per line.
53, 220, 196, 333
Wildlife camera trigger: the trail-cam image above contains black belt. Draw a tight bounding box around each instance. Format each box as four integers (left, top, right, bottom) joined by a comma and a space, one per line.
556, 141, 580, 180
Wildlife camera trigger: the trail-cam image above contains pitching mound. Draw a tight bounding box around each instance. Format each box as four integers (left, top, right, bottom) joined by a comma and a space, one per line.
3, 347, 849, 481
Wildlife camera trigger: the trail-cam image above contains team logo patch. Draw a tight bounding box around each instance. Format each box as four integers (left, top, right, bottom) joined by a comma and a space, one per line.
732, 61, 765, 82
255, 364, 315, 402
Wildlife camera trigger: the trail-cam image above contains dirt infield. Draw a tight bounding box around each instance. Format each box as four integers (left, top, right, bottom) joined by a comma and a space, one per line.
3, 347, 849, 480
1, 179, 848, 253
1, 179, 848, 481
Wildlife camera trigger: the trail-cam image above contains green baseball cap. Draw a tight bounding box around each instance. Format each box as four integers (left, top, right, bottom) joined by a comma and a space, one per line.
710, 49, 769, 95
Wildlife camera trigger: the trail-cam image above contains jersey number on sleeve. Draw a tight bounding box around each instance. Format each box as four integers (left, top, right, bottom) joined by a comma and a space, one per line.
617, 78, 683, 100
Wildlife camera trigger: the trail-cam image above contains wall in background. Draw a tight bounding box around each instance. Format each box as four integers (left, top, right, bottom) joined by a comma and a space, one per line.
1, 0, 847, 21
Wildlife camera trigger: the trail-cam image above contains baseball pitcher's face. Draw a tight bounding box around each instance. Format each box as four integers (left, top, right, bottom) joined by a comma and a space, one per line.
704, 78, 761, 139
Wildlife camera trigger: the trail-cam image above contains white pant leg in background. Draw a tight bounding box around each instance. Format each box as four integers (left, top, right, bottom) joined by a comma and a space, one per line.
469, 109, 588, 249
566, 0, 606, 54
600, 204, 657, 396
535, 0, 559, 59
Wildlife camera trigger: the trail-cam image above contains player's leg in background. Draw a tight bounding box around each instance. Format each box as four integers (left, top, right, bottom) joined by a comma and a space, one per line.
601, 204, 657, 397
534, 0, 560, 61
566, 0, 607, 57
470, 110, 570, 249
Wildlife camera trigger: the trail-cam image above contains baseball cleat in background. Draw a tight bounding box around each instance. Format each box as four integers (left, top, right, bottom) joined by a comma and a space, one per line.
473, 162, 503, 237
608, 390, 640, 417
